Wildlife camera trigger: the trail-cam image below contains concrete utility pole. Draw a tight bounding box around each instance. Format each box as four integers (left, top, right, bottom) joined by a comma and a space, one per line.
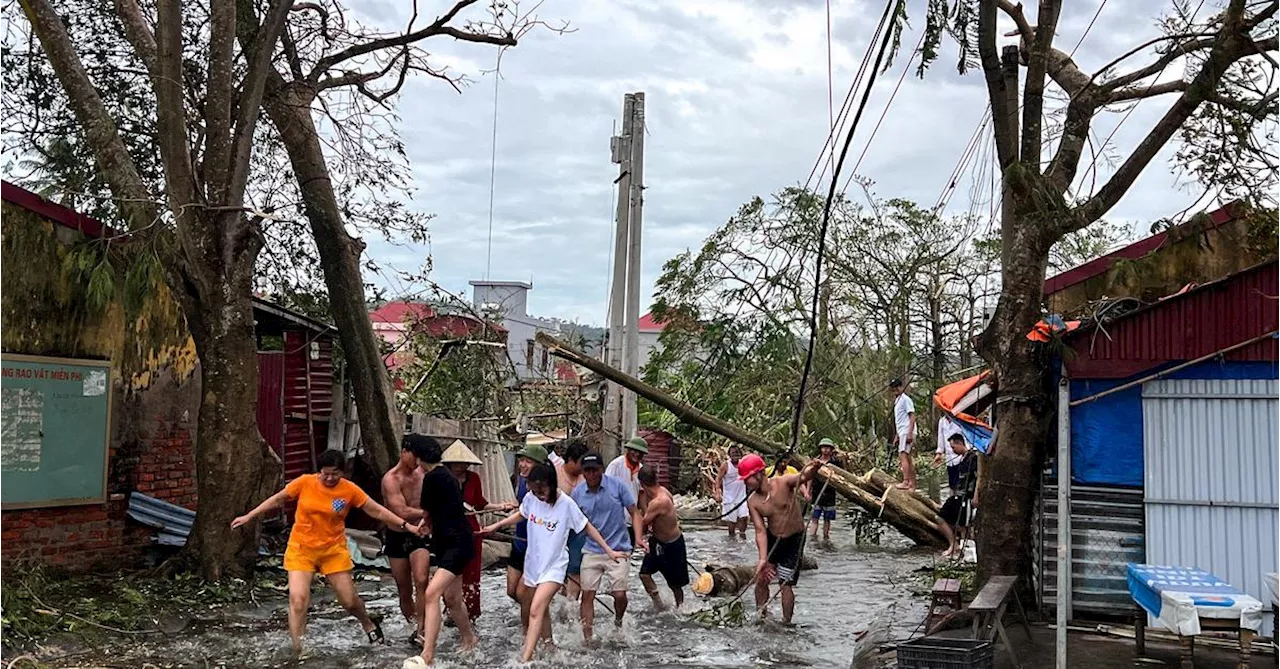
621, 92, 646, 443
604, 94, 635, 458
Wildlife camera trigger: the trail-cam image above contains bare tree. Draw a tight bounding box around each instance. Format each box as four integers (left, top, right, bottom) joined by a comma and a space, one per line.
240, 0, 563, 472
944, 0, 1277, 581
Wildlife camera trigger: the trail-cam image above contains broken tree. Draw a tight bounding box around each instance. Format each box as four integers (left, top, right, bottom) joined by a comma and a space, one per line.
536, 332, 947, 547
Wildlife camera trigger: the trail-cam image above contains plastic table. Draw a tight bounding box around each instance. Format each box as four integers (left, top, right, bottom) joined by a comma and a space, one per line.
1127, 563, 1262, 669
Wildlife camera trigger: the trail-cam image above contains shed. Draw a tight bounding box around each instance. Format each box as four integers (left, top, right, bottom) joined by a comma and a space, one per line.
253, 298, 340, 481
637, 427, 683, 490
1035, 260, 1278, 637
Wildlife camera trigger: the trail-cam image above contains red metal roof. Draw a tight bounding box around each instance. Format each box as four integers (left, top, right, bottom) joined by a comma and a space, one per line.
2, 180, 118, 238
370, 301, 435, 325
1064, 261, 1278, 379
638, 312, 666, 333
1044, 201, 1244, 296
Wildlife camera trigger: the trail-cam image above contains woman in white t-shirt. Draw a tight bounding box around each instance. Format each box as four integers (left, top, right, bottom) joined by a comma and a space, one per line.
482, 463, 625, 662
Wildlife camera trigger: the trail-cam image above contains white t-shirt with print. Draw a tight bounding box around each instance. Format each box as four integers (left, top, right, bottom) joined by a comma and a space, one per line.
519, 491, 589, 587
894, 393, 916, 440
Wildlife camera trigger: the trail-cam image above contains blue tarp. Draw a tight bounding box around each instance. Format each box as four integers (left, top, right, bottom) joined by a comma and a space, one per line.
1067, 360, 1278, 487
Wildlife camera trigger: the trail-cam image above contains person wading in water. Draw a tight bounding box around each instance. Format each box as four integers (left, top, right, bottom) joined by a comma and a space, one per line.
232, 449, 423, 657
443, 440, 515, 624
714, 444, 748, 540
637, 465, 690, 610
407, 436, 479, 665
506, 443, 549, 635
381, 437, 430, 641
741, 453, 821, 625
482, 463, 626, 662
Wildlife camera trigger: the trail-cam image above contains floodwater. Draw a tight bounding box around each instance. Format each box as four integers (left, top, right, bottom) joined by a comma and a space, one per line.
70, 525, 936, 668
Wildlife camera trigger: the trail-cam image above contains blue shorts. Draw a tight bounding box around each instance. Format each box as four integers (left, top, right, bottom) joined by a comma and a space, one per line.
811, 506, 836, 521
567, 530, 588, 575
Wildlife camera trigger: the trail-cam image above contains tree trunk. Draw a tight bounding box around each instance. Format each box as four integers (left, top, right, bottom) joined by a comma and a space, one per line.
262, 79, 404, 473
179, 232, 280, 579
974, 206, 1053, 584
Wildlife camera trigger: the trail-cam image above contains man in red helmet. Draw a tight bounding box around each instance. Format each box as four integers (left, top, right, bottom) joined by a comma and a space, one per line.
740, 452, 821, 625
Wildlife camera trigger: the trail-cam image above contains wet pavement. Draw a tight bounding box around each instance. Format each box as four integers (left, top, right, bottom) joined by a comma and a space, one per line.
58, 524, 937, 668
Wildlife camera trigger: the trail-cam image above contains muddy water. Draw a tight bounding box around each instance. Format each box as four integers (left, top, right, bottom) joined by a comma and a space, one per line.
88, 526, 933, 668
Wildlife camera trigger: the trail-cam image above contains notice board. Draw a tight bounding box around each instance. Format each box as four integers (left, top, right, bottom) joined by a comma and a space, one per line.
1, 354, 112, 509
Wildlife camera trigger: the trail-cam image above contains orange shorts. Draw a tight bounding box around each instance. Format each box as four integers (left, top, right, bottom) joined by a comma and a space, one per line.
283, 542, 353, 575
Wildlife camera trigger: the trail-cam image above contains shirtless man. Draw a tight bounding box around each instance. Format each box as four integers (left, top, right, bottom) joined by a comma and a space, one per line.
741, 453, 820, 625
381, 435, 432, 640
636, 465, 689, 610
549, 439, 588, 600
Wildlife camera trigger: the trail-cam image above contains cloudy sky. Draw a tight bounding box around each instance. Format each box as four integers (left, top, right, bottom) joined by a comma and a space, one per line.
355, 0, 1208, 325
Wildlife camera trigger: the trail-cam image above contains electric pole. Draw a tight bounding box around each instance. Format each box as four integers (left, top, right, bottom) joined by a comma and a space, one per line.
621, 92, 646, 444
604, 94, 635, 458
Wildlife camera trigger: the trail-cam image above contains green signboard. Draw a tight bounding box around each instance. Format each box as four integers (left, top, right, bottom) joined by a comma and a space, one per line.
1, 354, 112, 509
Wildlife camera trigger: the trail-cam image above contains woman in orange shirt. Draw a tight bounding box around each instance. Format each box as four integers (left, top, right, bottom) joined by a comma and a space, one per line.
232, 449, 424, 656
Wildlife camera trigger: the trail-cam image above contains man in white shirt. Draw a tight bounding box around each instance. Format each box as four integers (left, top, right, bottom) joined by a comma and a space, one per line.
933, 415, 968, 494
605, 437, 648, 547
889, 378, 917, 490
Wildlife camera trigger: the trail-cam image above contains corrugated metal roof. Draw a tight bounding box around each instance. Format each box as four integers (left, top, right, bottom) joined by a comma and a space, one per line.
1065, 261, 1278, 379
1044, 201, 1244, 295
127, 492, 195, 547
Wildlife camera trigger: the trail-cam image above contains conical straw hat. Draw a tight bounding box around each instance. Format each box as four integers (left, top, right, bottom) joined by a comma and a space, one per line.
441, 439, 482, 465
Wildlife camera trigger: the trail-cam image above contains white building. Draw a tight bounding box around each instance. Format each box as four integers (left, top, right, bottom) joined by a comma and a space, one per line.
637, 312, 666, 370
469, 280, 563, 382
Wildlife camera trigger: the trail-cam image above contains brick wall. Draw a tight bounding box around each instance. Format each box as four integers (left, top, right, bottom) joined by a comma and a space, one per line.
1, 370, 199, 571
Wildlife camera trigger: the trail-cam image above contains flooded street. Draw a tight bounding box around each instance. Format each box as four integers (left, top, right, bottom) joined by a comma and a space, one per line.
73, 525, 933, 668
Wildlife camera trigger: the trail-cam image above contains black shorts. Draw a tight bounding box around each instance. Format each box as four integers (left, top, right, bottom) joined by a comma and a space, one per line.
431, 533, 475, 575
383, 530, 430, 559
766, 532, 804, 586
508, 542, 527, 572
940, 496, 970, 527
639, 534, 690, 589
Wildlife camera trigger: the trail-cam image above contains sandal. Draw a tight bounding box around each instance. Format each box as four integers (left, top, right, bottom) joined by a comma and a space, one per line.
366, 615, 385, 644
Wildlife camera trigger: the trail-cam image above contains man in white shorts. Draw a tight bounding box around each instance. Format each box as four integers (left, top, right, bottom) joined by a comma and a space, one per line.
714, 444, 749, 539
571, 452, 643, 641
889, 378, 917, 490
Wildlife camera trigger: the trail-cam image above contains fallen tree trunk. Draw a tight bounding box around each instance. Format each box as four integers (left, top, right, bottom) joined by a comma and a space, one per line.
537, 333, 947, 547
861, 468, 942, 513
692, 558, 819, 597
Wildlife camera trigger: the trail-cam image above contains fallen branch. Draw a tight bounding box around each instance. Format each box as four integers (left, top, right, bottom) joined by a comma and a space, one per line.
537, 333, 947, 547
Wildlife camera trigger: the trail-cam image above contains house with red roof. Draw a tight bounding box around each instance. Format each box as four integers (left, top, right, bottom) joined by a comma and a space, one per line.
637, 311, 667, 369
368, 300, 504, 376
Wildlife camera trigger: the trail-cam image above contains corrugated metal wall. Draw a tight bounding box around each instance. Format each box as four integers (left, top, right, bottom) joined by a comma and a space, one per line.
1142, 377, 1279, 637
1035, 480, 1145, 617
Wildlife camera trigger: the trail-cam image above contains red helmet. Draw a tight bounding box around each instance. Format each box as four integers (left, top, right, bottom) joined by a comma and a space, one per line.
737, 453, 766, 480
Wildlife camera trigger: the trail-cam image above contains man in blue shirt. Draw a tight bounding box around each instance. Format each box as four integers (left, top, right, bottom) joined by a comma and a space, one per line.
571, 452, 644, 641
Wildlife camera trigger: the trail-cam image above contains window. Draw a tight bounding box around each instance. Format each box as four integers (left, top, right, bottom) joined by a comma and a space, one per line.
540, 348, 549, 372
525, 339, 535, 369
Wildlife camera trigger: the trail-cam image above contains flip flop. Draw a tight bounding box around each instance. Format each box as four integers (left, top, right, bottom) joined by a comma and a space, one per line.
366, 615, 385, 644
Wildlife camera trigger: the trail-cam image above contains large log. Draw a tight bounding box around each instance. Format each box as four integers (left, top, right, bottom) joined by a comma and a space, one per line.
861, 468, 942, 513
692, 558, 819, 597
537, 333, 948, 547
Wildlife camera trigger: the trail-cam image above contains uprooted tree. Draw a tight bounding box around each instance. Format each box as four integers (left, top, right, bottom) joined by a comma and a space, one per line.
918, 0, 1277, 582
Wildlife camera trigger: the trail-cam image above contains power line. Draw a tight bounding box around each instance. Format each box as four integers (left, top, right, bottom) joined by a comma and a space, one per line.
484, 50, 501, 281
781, 0, 900, 468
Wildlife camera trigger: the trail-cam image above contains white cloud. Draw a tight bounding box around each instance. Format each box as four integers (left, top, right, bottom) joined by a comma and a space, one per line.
360, 0, 1216, 324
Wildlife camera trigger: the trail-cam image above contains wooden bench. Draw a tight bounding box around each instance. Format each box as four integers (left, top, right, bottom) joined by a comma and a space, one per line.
925, 578, 963, 634
969, 575, 1032, 668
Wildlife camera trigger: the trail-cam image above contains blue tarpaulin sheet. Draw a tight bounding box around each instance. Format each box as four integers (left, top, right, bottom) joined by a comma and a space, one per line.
1068, 360, 1278, 487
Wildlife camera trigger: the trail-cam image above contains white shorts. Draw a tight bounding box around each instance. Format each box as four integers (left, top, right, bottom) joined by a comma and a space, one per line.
579, 552, 629, 592
897, 432, 914, 454
722, 494, 749, 521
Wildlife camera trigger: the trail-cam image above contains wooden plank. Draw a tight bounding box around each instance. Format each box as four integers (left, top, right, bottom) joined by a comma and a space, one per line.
970, 575, 1017, 611
933, 578, 962, 594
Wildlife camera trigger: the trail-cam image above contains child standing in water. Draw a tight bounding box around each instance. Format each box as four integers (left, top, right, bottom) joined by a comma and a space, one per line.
481, 463, 625, 662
